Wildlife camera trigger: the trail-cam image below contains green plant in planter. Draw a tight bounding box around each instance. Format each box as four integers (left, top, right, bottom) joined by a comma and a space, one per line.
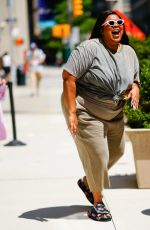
124, 105, 150, 128
124, 37, 150, 128
140, 59, 150, 104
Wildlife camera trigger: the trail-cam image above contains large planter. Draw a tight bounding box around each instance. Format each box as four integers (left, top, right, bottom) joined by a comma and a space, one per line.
126, 128, 150, 188
125, 128, 150, 188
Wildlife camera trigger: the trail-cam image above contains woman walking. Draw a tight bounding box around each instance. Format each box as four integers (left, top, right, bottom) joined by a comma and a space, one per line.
61, 10, 140, 221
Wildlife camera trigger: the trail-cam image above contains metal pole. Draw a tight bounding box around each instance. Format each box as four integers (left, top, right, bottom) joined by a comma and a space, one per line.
5, 0, 26, 146
6, 81, 17, 140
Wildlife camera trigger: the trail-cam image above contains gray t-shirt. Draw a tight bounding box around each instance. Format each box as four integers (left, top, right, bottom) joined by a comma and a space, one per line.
64, 38, 140, 101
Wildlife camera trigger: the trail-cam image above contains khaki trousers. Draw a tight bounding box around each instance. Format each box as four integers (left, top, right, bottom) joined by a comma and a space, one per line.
61, 94, 125, 193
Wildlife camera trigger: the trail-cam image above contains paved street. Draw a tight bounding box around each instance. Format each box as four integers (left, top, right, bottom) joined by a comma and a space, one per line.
0, 66, 150, 230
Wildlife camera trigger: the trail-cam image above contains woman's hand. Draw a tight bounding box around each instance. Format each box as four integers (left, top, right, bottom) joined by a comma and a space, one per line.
68, 112, 78, 137
128, 83, 140, 110
0, 77, 6, 85
0, 77, 7, 100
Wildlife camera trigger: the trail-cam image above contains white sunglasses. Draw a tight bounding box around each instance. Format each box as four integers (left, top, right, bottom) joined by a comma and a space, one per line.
102, 19, 124, 27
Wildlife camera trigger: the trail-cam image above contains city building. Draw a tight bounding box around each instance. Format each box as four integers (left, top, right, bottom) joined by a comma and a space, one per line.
0, 0, 29, 65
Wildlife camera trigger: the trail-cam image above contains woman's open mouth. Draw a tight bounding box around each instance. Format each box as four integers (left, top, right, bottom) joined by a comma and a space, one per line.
112, 29, 120, 38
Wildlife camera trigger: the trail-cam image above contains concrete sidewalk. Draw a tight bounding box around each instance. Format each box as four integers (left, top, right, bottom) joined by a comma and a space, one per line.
0, 67, 150, 230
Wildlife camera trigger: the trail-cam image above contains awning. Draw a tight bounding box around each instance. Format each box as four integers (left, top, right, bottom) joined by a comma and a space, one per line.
114, 9, 146, 40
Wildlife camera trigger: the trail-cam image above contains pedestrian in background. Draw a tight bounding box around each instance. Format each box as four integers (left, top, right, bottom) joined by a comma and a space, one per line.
61, 10, 140, 221
27, 42, 46, 96
1, 52, 11, 82
0, 57, 5, 80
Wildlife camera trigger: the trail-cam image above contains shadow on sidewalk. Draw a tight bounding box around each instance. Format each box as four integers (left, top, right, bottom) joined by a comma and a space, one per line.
18, 205, 91, 222
109, 174, 137, 189
141, 209, 150, 216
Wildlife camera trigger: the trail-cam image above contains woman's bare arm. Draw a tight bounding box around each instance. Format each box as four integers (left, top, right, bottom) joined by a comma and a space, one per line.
62, 70, 78, 136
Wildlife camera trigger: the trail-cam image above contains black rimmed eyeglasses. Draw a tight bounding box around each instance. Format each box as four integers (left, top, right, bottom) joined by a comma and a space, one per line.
102, 19, 124, 27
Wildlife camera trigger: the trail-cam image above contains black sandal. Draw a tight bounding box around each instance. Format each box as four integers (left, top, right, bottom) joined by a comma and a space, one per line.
77, 179, 94, 204
87, 203, 112, 222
